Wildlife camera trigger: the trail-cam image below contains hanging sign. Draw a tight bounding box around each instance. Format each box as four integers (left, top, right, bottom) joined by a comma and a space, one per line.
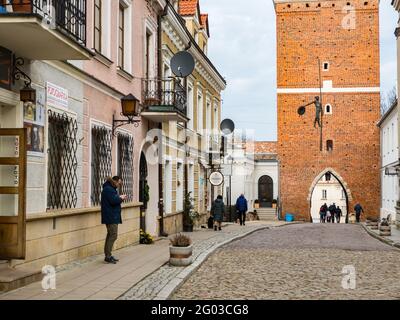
46, 82, 69, 109
209, 171, 224, 186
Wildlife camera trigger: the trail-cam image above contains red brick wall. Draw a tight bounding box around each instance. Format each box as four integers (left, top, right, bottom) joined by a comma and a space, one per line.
275, 0, 380, 220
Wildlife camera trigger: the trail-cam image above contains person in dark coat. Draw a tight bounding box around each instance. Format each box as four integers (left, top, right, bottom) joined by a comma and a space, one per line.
211, 195, 225, 231
236, 194, 248, 226
354, 203, 364, 223
319, 203, 328, 223
101, 176, 127, 264
329, 203, 337, 223
335, 206, 343, 223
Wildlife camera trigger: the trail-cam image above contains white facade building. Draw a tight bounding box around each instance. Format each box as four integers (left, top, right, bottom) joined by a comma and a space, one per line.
223, 140, 279, 212
378, 101, 399, 223
310, 174, 347, 223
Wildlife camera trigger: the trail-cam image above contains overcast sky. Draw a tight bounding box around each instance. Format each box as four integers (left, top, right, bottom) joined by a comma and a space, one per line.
201, 0, 398, 141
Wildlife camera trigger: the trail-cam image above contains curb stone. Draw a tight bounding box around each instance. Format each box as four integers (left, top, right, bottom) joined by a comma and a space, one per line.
153, 225, 274, 300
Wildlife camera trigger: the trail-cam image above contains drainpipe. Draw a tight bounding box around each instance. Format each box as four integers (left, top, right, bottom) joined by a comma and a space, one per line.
157, 2, 169, 237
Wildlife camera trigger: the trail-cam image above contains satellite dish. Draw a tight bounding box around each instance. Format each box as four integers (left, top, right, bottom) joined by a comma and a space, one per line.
220, 119, 235, 136
298, 106, 306, 116
171, 51, 195, 78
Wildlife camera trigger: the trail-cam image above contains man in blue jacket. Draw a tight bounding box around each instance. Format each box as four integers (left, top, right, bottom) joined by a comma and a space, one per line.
101, 176, 127, 264
236, 194, 248, 226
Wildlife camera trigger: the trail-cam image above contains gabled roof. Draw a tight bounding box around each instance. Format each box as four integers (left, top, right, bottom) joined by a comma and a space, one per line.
200, 14, 210, 37
179, 0, 199, 16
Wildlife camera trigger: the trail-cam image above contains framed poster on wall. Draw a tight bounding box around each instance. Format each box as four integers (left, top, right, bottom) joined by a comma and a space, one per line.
24, 85, 46, 157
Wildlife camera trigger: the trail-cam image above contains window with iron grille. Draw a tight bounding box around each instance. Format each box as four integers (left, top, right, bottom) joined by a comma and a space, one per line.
47, 110, 78, 210
117, 133, 134, 202
91, 125, 112, 206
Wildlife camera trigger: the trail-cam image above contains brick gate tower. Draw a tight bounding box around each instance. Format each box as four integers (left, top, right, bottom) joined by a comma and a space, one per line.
273, 0, 381, 221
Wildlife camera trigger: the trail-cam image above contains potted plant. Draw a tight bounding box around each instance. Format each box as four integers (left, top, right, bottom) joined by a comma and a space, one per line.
272, 199, 277, 209
369, 217, 379, 230
379, 218, 391, 237
183, 192, 195, 232
140, 229, 154, 244
254, 199, 260, 209
169, 233, 193, 266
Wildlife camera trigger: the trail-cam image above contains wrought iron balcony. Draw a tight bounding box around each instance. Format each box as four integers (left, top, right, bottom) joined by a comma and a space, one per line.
141, 78, 188, 123
0, 0, 90, 60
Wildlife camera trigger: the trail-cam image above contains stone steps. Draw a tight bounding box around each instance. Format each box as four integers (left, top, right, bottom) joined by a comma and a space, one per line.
255, 209, 277, 221
0, 262, 42, 293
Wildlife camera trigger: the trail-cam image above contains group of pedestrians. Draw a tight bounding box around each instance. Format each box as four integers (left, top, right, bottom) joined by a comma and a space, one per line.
319, 203, 342, 223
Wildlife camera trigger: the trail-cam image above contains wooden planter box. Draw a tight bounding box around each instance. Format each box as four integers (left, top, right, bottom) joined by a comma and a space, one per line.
369, 221, 379, 230
169, 245, 193, 266
379, 225, 391, 237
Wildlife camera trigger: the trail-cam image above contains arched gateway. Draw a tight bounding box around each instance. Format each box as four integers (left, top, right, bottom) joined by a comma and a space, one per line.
308, 169, 352, 223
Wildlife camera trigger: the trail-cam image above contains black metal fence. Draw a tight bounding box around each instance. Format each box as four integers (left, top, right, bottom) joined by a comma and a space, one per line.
91, 125, 112, 206
0, 0, 86, 45
142, 78, 187, 115
47, 110, 78, 210
117, 133, 134, 202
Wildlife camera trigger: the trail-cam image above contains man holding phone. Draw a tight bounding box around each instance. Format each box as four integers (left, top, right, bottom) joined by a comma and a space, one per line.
101, 176, 127, 264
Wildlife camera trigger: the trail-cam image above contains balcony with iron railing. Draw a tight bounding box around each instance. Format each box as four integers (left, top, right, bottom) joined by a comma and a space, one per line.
0, 0, 90, 60
141, 78, 189, 123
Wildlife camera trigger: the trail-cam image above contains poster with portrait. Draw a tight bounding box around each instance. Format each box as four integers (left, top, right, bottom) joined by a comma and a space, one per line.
24, 85, 46, 157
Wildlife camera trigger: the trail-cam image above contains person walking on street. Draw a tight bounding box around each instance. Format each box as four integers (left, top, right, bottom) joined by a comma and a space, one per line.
101, 176, 127, 264
354, 203, 364, 223
335, 206, 343, 224
329, 203, 337, 223
236, 194, 248, 226
319, 203, 328, 223
211, 195, 225, 231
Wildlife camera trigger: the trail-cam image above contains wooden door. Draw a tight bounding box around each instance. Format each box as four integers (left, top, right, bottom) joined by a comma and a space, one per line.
0, 129, 26, 260
258, 175, 273, 208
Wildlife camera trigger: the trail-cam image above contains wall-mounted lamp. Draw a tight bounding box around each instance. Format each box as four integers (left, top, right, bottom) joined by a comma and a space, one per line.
12, 56, 36, 104
112, 94, 141, 136
385, 166, 400, 176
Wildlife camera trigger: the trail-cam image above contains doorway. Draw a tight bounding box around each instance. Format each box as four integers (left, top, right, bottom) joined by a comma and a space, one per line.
139, 152, 148, 232
258, 175, 273, 208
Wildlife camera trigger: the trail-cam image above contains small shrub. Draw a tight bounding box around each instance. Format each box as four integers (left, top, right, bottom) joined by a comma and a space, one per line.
170, 233, 192, 247
140, 229, 154, 244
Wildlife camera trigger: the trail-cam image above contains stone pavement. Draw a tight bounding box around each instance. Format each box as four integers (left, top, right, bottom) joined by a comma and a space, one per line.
0, 221, 280, 300
172, 224, 400, 300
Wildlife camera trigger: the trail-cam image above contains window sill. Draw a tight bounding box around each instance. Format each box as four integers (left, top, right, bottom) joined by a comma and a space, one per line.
92, 49, 113, 68
117, 67, 134, 82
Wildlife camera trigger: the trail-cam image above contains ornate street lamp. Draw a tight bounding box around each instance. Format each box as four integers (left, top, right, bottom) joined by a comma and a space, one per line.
112, 94, 141, 136
12, 56, 36, 104
20, 84, 36, 103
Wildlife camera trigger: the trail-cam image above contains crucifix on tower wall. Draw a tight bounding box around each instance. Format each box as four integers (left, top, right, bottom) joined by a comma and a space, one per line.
297, 58, 324, 151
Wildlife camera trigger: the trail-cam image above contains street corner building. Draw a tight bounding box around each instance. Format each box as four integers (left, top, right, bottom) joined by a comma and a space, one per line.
0, 0, 225, 292
273, 0, 381, 221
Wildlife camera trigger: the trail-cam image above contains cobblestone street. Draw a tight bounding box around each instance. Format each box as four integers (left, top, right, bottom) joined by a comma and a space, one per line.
172, 224, 400, 300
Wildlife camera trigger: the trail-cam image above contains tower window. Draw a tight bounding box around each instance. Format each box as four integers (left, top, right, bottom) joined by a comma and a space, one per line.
325, 104, 332, 114
323, 62, 329, 71
327, 140, 333, 152
325, 172, 331, 181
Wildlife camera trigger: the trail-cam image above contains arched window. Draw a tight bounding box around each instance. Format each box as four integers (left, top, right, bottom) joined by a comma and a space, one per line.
325, 172, 331, 181
325, 104, 332, 114
327, 140, 333, 152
